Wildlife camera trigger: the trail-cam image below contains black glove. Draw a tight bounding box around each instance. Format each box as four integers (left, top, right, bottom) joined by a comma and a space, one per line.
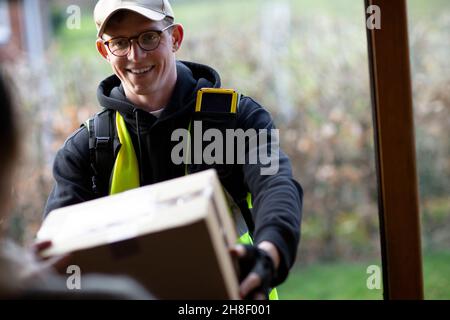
235, 245, 276, 300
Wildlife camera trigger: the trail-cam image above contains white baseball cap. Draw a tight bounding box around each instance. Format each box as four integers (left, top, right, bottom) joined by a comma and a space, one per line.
94, 0, 175, 38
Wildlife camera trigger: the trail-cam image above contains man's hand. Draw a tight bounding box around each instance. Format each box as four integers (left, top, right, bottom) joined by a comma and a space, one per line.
230, 241, 280, 300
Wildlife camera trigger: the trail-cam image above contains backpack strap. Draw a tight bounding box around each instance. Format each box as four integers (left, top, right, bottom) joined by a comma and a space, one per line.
188, 88, 255, 237
84, 109, 119, 196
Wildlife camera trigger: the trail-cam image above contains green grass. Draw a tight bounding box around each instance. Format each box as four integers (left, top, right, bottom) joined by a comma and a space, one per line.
278, 251, 450, 300
422, 251, 450, 300
278, 259, 383, 300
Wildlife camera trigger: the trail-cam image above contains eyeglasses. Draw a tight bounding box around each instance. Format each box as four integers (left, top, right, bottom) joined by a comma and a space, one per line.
103, 24, 176, 57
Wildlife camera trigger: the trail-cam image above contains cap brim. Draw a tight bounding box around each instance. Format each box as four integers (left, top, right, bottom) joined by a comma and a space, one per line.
97, 6, 166, 38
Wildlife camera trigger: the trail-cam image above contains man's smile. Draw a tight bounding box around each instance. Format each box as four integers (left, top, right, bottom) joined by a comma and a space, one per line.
127, 66, 154, 75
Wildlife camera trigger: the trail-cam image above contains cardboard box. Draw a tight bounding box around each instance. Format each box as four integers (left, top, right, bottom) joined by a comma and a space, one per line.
37, 169, 240, 299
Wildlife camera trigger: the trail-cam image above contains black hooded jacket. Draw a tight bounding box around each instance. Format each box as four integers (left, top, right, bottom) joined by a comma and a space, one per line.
44, 61, 303, 286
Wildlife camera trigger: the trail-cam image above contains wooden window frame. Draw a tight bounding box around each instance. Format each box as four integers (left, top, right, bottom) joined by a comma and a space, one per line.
365, 0, 424, 299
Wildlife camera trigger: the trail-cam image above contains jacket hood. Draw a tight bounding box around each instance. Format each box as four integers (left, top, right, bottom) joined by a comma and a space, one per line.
96, 60, 221, 122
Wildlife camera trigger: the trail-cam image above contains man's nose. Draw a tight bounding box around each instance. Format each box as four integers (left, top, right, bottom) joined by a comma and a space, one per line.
128, 40, 146, 61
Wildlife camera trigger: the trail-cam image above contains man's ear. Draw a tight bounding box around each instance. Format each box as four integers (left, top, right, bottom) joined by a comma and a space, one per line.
171, 24, 184, 52
96, 39, 109, 60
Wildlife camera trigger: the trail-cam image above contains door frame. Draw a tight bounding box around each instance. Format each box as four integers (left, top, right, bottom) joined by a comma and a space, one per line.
365, 0, 424, 299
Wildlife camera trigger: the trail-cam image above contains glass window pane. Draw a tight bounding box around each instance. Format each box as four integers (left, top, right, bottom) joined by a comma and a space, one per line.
408, 0, 450, 300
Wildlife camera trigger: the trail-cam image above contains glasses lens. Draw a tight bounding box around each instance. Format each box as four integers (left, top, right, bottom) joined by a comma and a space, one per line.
108, 38, 130, 56
139, 31, 160, 51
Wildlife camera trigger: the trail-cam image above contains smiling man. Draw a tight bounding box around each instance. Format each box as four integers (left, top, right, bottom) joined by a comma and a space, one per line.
44, 0, 303, 300
95, 8, 180, 112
